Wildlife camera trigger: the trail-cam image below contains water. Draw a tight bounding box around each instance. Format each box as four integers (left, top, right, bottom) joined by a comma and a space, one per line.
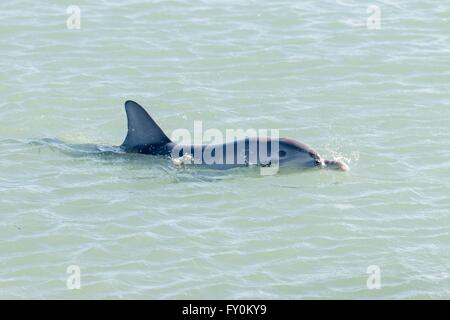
1, 0, 449, 299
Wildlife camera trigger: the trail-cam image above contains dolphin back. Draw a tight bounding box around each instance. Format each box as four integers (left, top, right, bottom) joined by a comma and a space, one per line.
121, 100, 172, 153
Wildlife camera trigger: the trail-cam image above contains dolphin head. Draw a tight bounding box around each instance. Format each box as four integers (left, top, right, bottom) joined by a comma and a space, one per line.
277, 138, 323, 169
276, 138, 348, 171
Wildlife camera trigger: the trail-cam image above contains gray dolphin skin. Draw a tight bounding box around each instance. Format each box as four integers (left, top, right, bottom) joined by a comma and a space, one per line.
120, 100, 348, 171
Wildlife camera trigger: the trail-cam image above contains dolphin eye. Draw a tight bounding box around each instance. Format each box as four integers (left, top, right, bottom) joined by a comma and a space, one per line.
279, 150, 287, 157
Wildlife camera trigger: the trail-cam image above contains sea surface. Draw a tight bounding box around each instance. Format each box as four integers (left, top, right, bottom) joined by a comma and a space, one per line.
0, 0, 449, 299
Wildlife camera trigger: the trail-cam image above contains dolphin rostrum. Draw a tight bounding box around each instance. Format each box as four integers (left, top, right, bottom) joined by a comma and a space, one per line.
119, 100, 348, 172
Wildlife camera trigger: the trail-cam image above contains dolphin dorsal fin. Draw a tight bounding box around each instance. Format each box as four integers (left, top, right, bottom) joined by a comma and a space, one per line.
121, 100, 171, 151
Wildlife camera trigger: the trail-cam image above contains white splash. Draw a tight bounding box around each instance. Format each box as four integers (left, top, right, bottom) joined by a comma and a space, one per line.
171, 153, 194, 166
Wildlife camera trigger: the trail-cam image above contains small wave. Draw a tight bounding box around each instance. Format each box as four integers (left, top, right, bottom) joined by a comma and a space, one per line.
27, 138, 124, 156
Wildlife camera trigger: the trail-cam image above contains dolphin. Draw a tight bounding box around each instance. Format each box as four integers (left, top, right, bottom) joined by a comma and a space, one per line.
119, 100, 348, 171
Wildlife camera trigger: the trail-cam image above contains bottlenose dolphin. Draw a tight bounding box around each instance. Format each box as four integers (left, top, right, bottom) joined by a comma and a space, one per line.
120, 100, 348, 171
